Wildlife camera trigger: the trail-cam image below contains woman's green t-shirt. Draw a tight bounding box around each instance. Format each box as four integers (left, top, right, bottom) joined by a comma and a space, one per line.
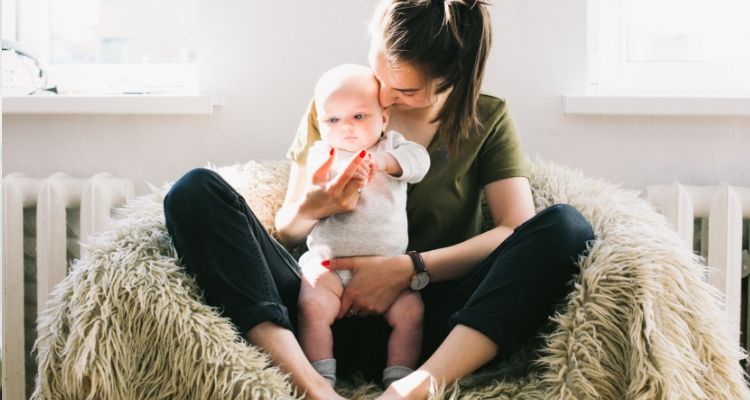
287, 94, 528, 252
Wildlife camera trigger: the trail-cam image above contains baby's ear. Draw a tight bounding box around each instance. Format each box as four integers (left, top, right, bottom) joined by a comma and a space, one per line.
381, 107, 390, 127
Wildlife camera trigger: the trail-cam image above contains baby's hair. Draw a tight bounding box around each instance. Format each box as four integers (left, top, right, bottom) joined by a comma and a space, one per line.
314, 63, 380, 110
371, 0, 491, 153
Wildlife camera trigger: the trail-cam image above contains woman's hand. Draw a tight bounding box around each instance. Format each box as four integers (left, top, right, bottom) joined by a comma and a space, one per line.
328, 254, 414, 319
299, 149, 371, 220
276, 149, 373, 247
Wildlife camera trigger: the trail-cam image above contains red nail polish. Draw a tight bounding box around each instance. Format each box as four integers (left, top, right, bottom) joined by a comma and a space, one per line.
359, 150, 366, 158
321, 260, 330, 267
330, 148, 335, 156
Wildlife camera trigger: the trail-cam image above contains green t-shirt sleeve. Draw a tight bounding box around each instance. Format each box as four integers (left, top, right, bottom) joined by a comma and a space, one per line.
476, 100, 529, 186
286, 99, 322, 164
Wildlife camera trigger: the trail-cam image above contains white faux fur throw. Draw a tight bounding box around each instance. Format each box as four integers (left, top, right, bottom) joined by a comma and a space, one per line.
32, 160, 750, 399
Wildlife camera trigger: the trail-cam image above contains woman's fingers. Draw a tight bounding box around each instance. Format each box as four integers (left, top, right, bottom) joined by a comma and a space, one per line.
331, 256, 403, 318
355, 309, 372, 317
300, 149, 370, 221
330, 150, 368, 190
343, 178, 366, 200
330, 257, 359, 319
338, 289, 356, 319
311, 148, 336, 186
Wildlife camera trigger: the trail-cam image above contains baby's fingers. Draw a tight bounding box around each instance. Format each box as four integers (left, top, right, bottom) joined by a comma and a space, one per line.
330, 149, 368, 190
367, 159, 377, 181
354, 164, 370, 181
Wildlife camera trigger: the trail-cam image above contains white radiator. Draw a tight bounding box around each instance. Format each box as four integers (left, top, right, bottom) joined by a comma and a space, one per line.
647, 183, 750, 348
2, 172, 134, 400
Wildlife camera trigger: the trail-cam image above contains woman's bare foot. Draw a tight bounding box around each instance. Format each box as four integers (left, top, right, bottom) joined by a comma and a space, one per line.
245, 323, 344, 400
376, 370, 435, 400
303, 381, 345, 400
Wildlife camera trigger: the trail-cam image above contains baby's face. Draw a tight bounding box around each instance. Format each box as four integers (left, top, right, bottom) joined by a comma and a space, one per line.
317, 87, 387, 153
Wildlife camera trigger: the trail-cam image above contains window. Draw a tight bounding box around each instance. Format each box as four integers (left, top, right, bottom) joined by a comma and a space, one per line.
2, 0, 17, 40
588, 0, 750, 95
5, 0, 199, 95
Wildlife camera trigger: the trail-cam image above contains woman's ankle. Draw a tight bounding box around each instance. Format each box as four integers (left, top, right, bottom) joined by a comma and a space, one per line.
300, 374, 343, 400
300, 381, 338, 400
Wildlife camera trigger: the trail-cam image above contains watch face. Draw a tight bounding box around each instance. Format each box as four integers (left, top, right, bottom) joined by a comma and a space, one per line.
410, 272, 430, 291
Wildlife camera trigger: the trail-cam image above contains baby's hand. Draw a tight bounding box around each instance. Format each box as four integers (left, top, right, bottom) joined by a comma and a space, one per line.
366, 153, 379, 182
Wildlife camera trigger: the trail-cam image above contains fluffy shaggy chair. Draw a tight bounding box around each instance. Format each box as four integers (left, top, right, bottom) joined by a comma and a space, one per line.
32, 160, 750, 399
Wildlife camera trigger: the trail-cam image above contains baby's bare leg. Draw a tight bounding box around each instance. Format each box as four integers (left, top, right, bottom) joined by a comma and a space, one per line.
384, 290, 424, 368
298, 263, 344, 362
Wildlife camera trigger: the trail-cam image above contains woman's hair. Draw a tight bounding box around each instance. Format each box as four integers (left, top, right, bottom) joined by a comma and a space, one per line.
371, 0, 491, 153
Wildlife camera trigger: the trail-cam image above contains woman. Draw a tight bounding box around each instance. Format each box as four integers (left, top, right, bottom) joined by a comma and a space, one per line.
164, 1, 594, 399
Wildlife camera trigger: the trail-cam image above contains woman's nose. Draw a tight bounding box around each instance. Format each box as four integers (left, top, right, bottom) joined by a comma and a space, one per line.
379, 85, 397, 107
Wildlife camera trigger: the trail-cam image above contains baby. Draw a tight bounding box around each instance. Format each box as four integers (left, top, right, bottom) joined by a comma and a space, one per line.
297, 64, 430, 389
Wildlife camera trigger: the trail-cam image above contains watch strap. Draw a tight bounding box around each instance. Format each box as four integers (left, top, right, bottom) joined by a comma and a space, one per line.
406, 251, 426, 274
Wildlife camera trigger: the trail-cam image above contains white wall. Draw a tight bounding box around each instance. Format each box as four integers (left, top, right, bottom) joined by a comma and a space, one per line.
4, 0, 749, 194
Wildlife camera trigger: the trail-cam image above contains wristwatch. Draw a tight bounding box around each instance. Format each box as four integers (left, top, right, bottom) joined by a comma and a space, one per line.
406, 251, 430, 291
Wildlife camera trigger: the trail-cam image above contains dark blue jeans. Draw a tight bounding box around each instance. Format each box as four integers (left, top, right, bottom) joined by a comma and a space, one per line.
163, 168, 595, 379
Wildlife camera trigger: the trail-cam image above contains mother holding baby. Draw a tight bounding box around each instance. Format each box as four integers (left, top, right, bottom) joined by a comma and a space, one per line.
163, 0, 594, 399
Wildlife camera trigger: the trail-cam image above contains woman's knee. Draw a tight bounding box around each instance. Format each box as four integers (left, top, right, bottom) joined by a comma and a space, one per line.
164, 168, 224, 216
537, 204, 594, 252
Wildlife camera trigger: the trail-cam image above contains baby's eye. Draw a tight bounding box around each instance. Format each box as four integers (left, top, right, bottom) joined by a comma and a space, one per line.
327, 117, 339, 123
354, 113, 366, 120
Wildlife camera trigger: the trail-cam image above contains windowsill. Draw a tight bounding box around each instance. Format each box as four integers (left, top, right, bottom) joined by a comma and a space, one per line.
2, 94, 223, 115
563, 94, 750, 117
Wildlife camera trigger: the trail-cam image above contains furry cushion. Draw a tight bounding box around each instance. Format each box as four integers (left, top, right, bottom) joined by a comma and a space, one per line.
32, 160, 750, 399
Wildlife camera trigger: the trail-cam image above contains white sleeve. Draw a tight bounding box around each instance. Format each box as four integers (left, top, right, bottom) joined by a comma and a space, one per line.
382, 131, 430, 184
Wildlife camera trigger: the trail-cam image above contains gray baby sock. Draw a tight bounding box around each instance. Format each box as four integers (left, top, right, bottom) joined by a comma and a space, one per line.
311, 358, 337, 387
383, 365, 414, 388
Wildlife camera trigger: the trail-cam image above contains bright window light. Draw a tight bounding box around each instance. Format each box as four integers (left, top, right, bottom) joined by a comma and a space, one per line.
49, 0, 197, 64
588, 0, 750, 95
7, 0, 200, 95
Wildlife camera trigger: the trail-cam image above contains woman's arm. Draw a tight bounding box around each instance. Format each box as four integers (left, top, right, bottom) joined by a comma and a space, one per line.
420, 176, 535, 281
330, 176, 535, 317
274, 162, 322, 247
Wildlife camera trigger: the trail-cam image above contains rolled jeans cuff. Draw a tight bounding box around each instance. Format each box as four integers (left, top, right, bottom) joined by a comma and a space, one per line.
233, 301, 293, 335
449, 308, 515, 354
